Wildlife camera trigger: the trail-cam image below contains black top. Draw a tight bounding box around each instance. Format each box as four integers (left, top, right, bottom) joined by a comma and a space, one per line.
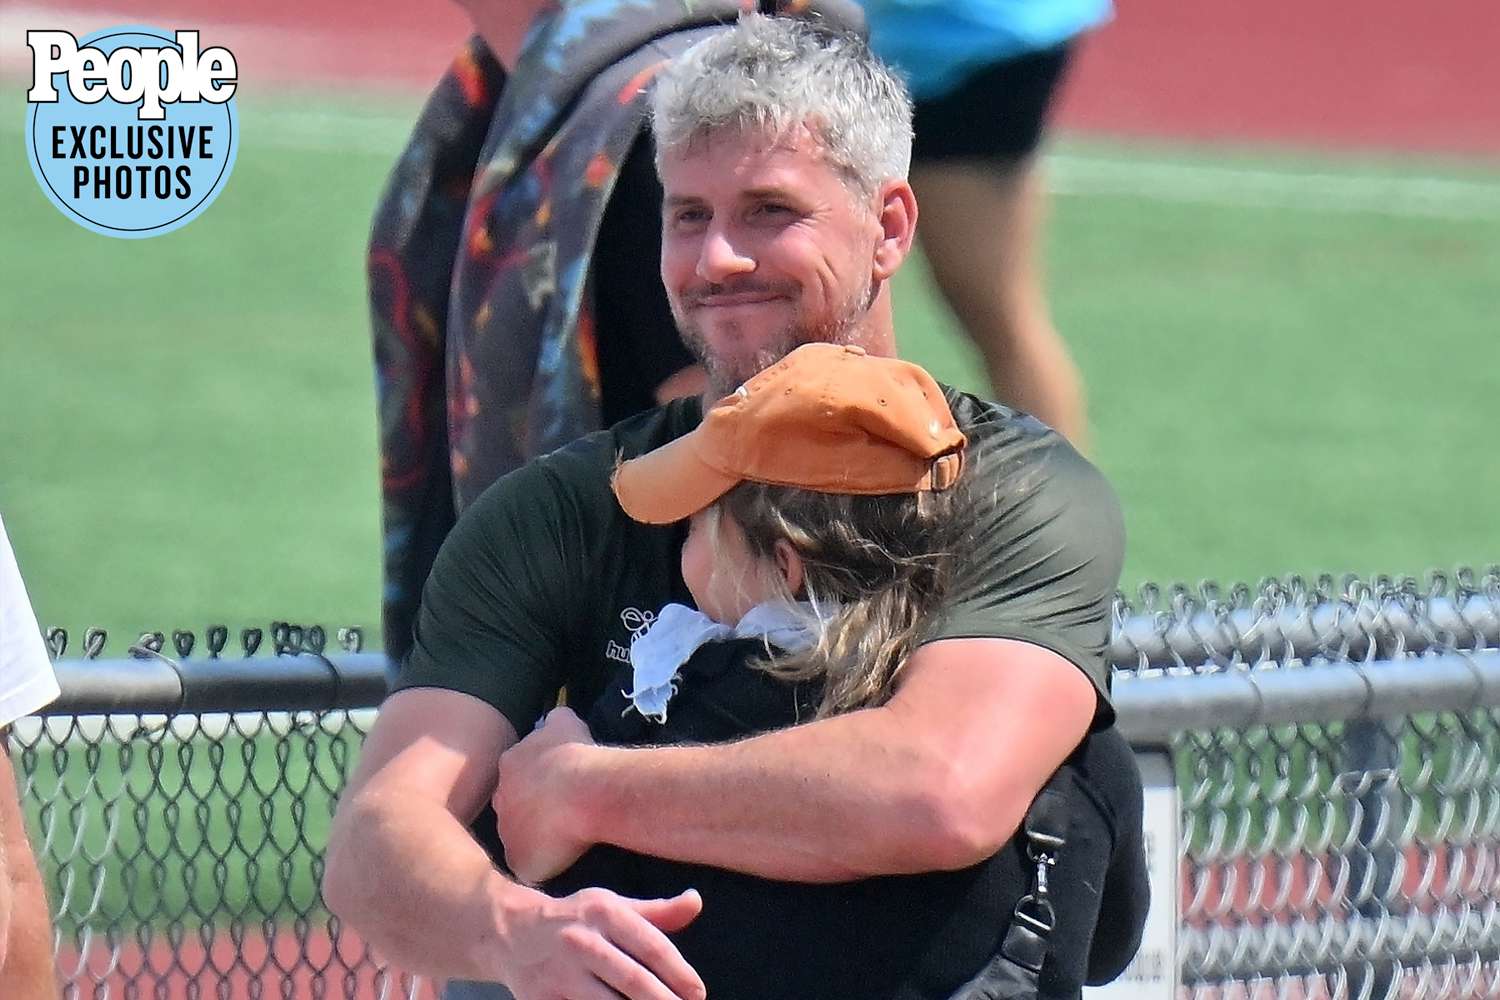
544, 636, 1146, 999
585, 635, 822, 745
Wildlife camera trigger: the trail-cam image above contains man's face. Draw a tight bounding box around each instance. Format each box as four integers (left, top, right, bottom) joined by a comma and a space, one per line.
658, 126, 884, 397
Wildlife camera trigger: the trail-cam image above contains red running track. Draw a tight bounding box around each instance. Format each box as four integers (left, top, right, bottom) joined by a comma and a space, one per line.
1055, 0, 1500, 158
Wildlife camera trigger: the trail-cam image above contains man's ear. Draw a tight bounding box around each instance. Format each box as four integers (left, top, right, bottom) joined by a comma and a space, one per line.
772, 539, 805, 598
872, 178, 918, 282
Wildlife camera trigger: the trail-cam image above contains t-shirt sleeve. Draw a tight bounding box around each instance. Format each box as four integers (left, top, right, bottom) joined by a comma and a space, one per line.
393, 458, 579, 737
921, 425, 1125, 726
0, 516, 61, 727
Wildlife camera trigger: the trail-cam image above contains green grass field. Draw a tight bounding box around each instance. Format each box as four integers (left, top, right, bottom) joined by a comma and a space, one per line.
3, 92, 1498, 647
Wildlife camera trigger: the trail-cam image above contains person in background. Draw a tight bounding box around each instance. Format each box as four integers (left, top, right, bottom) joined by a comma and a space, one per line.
861, 0, 1112, 447
372, 0, 860, 671
534, 342, 1148, 997
0, 514, 62, 999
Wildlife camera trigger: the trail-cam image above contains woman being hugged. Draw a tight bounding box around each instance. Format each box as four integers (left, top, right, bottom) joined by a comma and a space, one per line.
539, 342, 1147, 999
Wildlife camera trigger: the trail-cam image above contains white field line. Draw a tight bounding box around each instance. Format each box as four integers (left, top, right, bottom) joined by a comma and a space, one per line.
137, 103, 1500, 222
239, 106, 417, 156
1047, 154, 1500, 222
12, 101, 1499, 221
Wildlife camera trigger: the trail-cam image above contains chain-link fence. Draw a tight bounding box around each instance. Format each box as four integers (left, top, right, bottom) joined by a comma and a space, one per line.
1110, 568, 1500, 1000
12, 623, 424, 999
12, 569, 1500, 999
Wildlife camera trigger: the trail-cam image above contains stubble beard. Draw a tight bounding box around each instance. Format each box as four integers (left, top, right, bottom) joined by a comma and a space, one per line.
676, 279, 877, 398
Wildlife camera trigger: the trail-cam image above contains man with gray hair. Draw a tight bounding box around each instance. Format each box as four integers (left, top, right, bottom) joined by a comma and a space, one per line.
327, 15, 1142, 1000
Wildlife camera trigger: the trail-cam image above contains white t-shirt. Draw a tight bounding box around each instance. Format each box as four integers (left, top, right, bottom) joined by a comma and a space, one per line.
0, 515, 60, 727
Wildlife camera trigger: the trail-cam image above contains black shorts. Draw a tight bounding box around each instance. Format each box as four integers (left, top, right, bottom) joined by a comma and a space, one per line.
911, 42, 1075, 164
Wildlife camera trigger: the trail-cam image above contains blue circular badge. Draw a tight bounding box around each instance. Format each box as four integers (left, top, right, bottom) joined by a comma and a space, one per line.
24, 25, 238, 239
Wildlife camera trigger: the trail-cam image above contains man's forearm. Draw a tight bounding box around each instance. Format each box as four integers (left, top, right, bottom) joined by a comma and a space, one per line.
324, 790, 534, 982
572, 706, 991, 883
330, 689, 709, 1000
1, 745, 60, 998
0, 860, 59, 999
557, 640, 1097, 884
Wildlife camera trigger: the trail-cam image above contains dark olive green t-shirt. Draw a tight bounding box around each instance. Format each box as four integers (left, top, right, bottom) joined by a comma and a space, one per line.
395, 387, 1123, 731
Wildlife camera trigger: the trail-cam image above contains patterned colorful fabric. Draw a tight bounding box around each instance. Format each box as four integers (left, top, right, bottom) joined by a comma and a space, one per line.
371, 0, 865, 664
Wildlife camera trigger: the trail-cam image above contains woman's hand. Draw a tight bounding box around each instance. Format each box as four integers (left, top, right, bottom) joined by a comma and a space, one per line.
496, 707, 599, 884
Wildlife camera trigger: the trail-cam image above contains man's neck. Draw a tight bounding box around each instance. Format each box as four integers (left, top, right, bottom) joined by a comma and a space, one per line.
862, 287, 899, 358
859, 326, 899, 359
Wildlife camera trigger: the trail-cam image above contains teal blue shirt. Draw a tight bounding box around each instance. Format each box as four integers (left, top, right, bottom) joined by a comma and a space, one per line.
862, 0, 1112, 100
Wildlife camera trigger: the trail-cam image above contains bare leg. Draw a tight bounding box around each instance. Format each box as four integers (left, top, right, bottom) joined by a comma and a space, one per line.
909, 160, 1088, 450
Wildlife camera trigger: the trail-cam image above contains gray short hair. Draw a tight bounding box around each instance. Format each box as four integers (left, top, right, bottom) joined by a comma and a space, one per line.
650, 13, 913, 196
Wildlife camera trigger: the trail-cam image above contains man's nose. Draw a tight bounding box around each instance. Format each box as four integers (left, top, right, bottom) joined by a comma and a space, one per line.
696, 226, 754, 283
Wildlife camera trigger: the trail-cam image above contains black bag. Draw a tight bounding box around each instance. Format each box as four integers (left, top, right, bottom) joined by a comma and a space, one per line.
945, 770, 1073, 1000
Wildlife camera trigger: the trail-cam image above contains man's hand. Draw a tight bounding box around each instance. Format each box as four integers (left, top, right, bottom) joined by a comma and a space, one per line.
502, 886, 705, 1000
496, 707, 598, 883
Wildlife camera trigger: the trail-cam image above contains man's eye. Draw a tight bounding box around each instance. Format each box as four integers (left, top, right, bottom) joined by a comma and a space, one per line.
754, 203, 792, 217
672, 208, 708, 226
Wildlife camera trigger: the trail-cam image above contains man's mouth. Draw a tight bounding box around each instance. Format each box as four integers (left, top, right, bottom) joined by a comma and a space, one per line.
686, 285, 792, 309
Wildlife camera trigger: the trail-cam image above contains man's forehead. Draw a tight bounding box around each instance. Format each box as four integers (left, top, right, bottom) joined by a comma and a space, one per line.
660, 123, 835, 189
689, 122, 814, 157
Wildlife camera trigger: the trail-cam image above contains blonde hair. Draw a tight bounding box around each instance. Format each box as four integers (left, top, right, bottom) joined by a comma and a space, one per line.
719, 476, 968, 719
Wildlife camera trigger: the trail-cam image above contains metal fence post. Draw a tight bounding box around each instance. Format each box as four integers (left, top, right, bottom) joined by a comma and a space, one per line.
1343, 716, 1403, 1000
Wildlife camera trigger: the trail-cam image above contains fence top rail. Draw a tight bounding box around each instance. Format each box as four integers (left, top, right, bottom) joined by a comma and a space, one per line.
1114, 648, 1500, 743
40, 648, 1500, 739
36, 567, 1499, 722
44, 652, 389, 715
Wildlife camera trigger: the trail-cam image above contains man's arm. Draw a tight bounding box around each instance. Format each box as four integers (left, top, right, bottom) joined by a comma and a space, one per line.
499, 412, 1121, 885
323, 688, 706, 1000
0, 734, 59, 999
499, 638, 1095, 884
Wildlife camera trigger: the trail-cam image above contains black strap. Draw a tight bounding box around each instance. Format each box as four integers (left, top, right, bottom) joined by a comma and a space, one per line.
1001, 769, 1071, 973
946, 765, 1075, 999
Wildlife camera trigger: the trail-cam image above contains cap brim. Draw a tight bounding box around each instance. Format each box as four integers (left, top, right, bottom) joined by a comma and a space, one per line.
611, 431, 741, 525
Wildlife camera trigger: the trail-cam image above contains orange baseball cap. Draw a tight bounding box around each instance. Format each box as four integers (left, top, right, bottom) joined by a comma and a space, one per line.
612, 343, 966, 525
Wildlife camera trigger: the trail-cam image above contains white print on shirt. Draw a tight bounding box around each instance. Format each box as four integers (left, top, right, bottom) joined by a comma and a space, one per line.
605, 606, 657, 665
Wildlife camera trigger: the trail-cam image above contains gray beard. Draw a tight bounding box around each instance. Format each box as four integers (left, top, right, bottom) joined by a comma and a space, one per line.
677, 280, 876, 398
